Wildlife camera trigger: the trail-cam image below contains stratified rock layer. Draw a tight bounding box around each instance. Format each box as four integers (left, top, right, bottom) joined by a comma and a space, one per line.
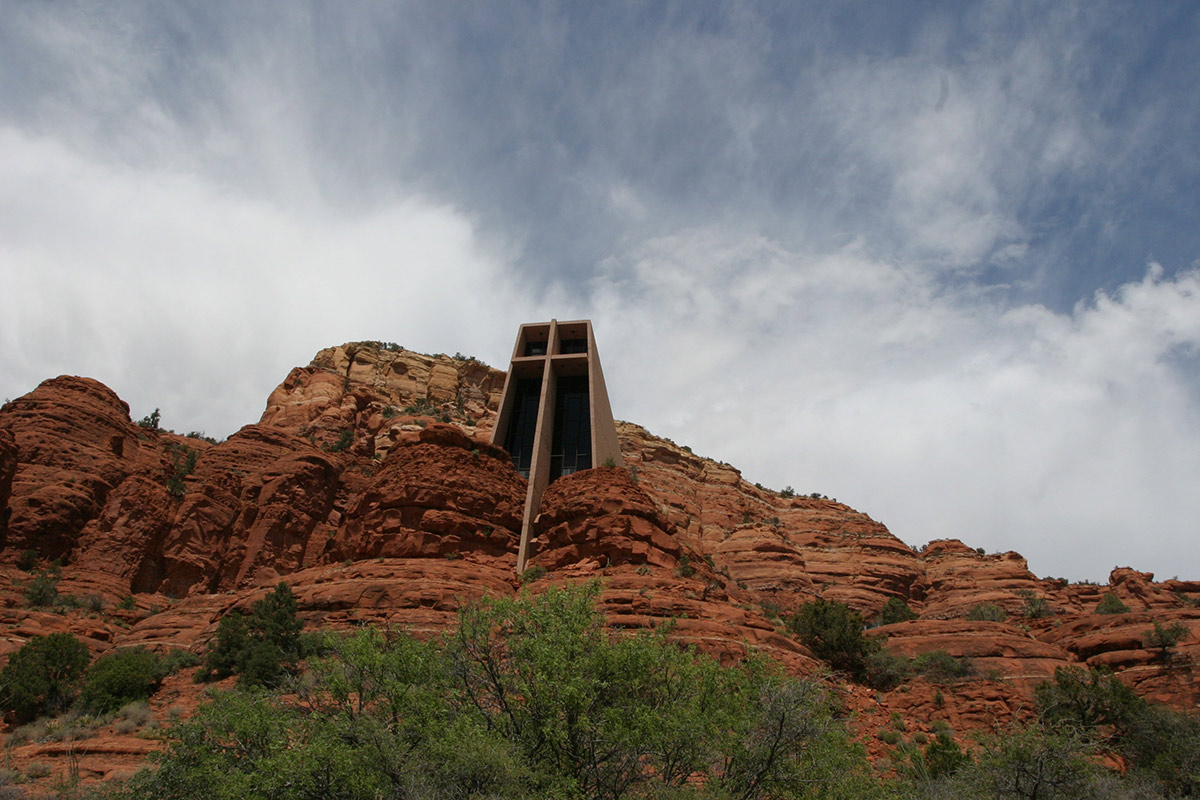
1, 341, 1198, 790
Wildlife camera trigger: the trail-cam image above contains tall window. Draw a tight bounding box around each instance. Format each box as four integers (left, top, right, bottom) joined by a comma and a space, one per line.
549, 375, 591, 480
504, 378, 542, 477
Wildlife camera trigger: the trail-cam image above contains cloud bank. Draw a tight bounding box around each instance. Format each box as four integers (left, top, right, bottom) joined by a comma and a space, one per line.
3, 2, 1200, 582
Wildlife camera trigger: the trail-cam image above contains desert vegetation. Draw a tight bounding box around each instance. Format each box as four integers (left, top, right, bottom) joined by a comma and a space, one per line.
0, 584, 1196, 798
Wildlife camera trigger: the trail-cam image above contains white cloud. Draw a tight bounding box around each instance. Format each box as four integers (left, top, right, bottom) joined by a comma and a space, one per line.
0, 127, 547, 437
3, 2, 1200, 588
593, 231, 1200, 582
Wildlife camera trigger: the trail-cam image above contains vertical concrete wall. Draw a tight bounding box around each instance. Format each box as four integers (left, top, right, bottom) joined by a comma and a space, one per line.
491, 319, 623, 573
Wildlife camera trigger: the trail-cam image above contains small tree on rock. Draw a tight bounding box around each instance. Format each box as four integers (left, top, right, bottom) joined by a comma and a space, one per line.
1144, 621, 1190, 665
201, 582, 302, 687
787, 598, 880, 681
0, 633, 91, 722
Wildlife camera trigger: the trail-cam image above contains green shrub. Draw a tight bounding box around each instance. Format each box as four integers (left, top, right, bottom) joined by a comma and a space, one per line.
23, 570, 59, 607
129, 582, 882, 800
324, 428, 354, 453
137, 408, 161, 430
786, 598, 880, 682
118, 595, 137, 611
1096, 593, 1131, 614
0, 633, 91, 722
864, 649, 911, 690
116, 700, 153, 725
1143, 621, 1190, 663
920, 732, 971, 779
159, 649, 200, 675
166, 443, 198, 498
1120, 702, 1200, 796
77, 647, 163, 714
17, 549, 39, 572
912, 650, 976, 683
131, 582, 888, 800
199, 582, 301, 688
968, 725, 1102, 800
518, 564, 547, 584
879, 597, 918, 625
965, 602, 1007, 622
1019, 589, 1053, 619
780, 485, 796, 498
675, 553, 696, 577
1034, 666, 1146, 733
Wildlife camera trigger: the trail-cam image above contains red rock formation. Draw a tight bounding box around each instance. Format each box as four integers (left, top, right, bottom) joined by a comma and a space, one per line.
529, 466, 680, 571
329, 424, 524, 565
2, 342, 1200, 789
0, 376, 164, 561
913, 539, 1047, 619
0, 427, 16, 541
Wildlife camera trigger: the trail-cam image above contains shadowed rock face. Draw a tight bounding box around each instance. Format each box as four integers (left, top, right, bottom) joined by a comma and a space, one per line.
328, 424, 525, 566
2, 342, 1200, 787
1, 376, 164, 561
0, 428, 16, 541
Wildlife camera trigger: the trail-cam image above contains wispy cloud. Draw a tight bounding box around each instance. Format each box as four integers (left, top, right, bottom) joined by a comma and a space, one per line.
594, 231, 1200, 581
3, 2, 1200, 581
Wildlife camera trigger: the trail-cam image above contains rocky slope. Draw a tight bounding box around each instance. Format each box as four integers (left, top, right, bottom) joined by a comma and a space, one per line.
1, 341, 1198, 789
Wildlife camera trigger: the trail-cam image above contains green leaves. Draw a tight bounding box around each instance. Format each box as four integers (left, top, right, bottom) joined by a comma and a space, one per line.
200, 582, 302, 687
786, 598, 880, 681
77, 646, 163, 714
0, 632, 90, 722
129, 582, 879, 800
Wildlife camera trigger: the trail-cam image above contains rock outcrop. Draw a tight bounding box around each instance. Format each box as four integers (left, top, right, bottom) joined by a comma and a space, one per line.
2, 341, 1199, 790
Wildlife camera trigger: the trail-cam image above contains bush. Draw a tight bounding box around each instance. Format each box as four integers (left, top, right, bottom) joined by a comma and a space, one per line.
1096, 593, 1131, 614
786, 598, 880, 681
906, 732, 971, 781
1033, 665, 1200, 796
1143, 621, 1189, 663
518, 564, 547, 584
879, 597, 918, 625
17, 549, 39, 572
1019, 589, 1053, 619
137, 408, 161, 430
166, 443, 198, 498
930, 725, 1102, 800
323, 428, 354, 453
912, 650, 975, 683
76, 647, 163, 714
23, 570, 59, 607
200, 583, 301, 688
129, 583, 884, 800
1035, 666, 1145, 733
965, 603, 1007, 622
158, 649, 200, 675
1120, 703, 1200, 796
864, 649, 911, 691
0, 633, 91, 722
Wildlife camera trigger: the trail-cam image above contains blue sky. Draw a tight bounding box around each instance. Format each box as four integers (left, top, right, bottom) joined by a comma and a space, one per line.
2, 1, 1199, 582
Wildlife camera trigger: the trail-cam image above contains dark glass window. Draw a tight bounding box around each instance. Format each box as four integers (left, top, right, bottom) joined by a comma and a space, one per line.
559, 338, 587, 354
549, 375, 591, 480
524, 340, 547, 356
504, 378, 542, 477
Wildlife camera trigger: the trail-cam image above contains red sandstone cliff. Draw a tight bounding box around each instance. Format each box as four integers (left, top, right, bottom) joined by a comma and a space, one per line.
1, 342, 1197, 786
